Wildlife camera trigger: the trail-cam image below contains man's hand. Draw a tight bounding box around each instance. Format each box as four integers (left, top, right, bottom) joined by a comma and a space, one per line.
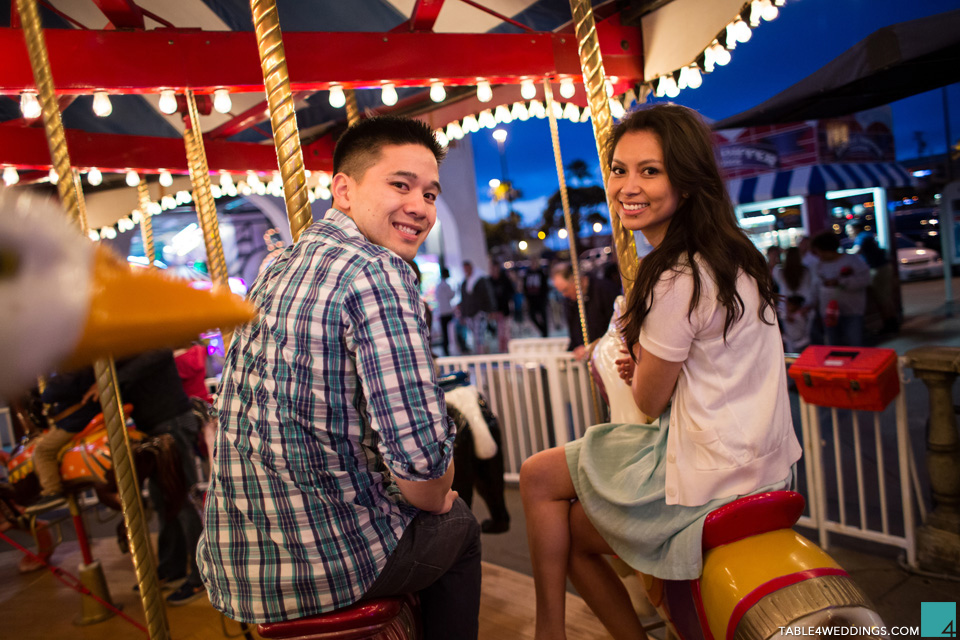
429, 489, 459, 515
82, 383, 100, 405
615, 346, 636, 385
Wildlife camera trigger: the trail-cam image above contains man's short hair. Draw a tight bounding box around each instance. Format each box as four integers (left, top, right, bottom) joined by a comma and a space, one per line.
333, 116, 447, 180
811, 231, 841, 253
551, 262, 573, 281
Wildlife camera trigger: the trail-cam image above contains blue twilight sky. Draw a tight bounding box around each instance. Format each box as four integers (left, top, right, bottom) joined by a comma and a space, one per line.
470, 0, 960, 227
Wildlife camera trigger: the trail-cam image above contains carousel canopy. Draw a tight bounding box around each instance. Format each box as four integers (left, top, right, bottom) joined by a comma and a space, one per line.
0, 0, 780, 228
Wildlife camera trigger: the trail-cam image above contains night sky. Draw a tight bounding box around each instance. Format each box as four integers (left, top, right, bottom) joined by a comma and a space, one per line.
471, 0, 960, 227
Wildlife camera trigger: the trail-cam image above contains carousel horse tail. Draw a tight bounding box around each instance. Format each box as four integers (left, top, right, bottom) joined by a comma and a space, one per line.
134, 433, 187, 522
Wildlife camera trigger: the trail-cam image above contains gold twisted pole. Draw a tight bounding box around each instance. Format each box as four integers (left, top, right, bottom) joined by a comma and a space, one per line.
137, 181, 156, 269
72, 169, 89, 232
184, 91, 229, 290
569, 0, 638, 290
249, 0, 312, 241
344, 89, 361, 126
17, 0, 169, 636
544, 80, 602, 424
17, 0, 79, 227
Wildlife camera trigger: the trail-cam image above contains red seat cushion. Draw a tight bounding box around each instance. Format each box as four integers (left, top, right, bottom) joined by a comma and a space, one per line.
257, 596, 411, 639
702, 491, 805, 551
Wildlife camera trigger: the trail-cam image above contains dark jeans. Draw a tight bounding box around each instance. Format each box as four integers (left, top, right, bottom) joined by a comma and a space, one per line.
148, 410, 203, 586
361, 498, 481, 640
824, 314, 864, 347
439, 313, 454, 356
528, 298, 548, 337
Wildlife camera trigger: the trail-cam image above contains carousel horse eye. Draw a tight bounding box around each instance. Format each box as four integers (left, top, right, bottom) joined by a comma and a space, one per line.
0, 248, 20, 279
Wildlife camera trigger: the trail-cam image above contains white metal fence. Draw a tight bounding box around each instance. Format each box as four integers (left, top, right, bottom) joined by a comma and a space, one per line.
438, 341, 923, 565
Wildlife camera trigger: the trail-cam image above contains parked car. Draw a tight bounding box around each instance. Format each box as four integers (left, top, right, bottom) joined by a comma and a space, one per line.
896, 233, 943, 280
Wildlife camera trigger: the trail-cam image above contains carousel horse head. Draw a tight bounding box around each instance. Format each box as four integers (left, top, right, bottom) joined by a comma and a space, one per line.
0, 187, 256, 397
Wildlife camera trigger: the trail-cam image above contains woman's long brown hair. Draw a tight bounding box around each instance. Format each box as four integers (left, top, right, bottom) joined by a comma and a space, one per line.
613, 105, 777, 355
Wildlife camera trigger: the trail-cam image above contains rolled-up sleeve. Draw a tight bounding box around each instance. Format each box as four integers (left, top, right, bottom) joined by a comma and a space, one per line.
638, 269, 700, 363
346, 260, 455, 481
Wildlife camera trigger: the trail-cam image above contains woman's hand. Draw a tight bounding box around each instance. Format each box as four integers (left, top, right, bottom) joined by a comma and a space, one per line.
615, 344, 637, 384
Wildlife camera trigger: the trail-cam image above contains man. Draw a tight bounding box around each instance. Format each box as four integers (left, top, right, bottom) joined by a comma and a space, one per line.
809, 231, 871, 347
457, 260, 495, 354
197, 117, 480, 639
551, 261, 619, 360
523, 258, 550, 338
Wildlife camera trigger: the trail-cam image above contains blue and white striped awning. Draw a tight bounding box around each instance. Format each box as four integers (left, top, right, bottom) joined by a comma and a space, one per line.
725, 162, 914, 206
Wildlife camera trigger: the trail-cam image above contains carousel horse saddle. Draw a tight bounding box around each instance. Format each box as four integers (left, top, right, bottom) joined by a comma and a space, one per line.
701, 490, 805, 550
257, 594, 419, 640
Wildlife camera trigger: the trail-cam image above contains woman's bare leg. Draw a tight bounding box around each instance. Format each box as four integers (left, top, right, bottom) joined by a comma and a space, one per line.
569, 501, 648, 640
519, 447, 577, 640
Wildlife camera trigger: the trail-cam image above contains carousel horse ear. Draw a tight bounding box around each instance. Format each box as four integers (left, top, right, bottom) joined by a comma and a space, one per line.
0, 189, 256, 396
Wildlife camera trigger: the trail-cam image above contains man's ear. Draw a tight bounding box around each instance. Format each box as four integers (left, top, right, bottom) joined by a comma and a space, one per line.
331, 172, 352, 211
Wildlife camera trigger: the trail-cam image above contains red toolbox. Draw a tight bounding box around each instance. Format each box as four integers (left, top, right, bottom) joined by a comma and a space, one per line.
788, 346, 900, 412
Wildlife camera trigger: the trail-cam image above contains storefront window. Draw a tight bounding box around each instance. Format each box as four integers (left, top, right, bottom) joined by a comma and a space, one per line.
735, 196, 806, 252
826, 187, 888, 250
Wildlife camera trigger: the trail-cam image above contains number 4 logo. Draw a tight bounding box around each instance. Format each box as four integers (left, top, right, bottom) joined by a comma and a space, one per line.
922, 603, 958, 638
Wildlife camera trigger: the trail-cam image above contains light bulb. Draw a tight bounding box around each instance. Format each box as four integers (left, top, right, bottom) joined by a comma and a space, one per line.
734, 19, 752, 43
712, 42, 731, 66
102, 227, 117, 240
247, 171, 261, 187
609, 98, 625, 119
48, 168, 58, 184
87, 168, 102, 186
580, 106, 591, 123
725, 24, 738, 50
518, 240, 528, 251
220, 173, 234, 188
92, 91, 112, 117
476, 80, 493, 103
88, 230, 100, 241
430, 81, 446, 103
520, 79, 536, 100
447, 122, 464, 140
211, 184, 222, 199
317, 172, 331, 188
316, 186, 331, 201
551, 101, 562, 118
666, 77, 680, 99
511, 102, 529, 121
563, 103, 580, 122
381, 83, 398, 106
774, 0, 785, 5
686, 66, 702, 89
462, 114, 479, 133
328, 84, 346, 108
162, 195, 177, 209
605, 79, 614, 97
558, 228, 568, 240
559, 78, 576, 99
213, 89, 232, 114
435, 129, 449, 147
761, 0, 779, 21
529, 100, 545, 119
593, 223, 602, 233
492, 128, 507, 144
159, 90, 177, 115
494, 104, 512, 124
3, 167, 19, 186
126, 170, 140, 187
20, 92, 41, 119
478, 109, 496, 129
749, 0, 763, 27
159, 170, 173, 187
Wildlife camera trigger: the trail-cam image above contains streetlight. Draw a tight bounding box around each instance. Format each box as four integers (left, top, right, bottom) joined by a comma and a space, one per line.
492, 128, 511, 219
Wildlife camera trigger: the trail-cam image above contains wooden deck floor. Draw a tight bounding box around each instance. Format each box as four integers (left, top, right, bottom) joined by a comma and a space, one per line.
0, 534, 612, 640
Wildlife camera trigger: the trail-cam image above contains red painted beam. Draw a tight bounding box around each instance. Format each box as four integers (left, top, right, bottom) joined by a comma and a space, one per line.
0, 126, 334, 174
406, 0, 445, 32
91, 0, 144, 29
0, 27, 643, 95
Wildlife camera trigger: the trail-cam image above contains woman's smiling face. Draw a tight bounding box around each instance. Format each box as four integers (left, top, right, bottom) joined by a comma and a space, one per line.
606, 129, 681, 248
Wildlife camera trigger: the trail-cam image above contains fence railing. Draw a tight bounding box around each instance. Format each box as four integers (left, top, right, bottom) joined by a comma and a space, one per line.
438, 340, 924, 564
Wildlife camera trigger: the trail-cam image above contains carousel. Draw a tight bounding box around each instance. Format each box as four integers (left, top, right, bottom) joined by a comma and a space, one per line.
0, 1, 888, 639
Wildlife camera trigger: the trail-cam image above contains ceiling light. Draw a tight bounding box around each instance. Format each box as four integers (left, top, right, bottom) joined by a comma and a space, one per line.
92, 91, 113, 117
328, 84, 346, 108
430, 81, 446, 103
126, 170, 140, 187
48, 168, 58, 184
520, 79, 536, 100
159, 90, 178, 115
3, 167, 19, 186
559, 78, 576, 99
159, 170, 173, 187
213, 89, 232, 114
381, 83, 398, 106
87, 168, 102, 186
476, 80, 493, 103
20, 92, 41, 119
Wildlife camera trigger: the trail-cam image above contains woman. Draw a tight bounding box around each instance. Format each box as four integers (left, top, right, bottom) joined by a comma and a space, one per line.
772, 247, 814, 353
519, 105, 802, 640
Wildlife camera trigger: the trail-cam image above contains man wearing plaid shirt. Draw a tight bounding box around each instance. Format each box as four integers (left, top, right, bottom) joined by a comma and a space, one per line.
197, 117, 480, 639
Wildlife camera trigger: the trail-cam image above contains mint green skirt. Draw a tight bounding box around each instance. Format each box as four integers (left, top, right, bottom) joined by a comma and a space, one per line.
565, 421, 792, 580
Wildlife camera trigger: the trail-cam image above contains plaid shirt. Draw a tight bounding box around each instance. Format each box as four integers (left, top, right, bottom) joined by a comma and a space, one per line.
197, 209, 455, 623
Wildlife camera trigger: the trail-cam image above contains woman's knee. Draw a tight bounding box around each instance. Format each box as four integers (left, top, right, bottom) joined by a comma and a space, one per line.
519, 447, 572, 499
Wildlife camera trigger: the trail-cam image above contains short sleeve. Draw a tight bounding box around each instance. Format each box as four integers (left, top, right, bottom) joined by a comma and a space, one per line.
638, 269, 699, 363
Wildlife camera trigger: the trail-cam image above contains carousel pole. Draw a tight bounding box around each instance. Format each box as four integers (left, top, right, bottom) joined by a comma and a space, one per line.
183, 90, 234, 346
16, 0, 169, 636
137, 181, 157, 270
543, 80, 603, 424
568, 0, 639, 290
249, 0, 312, 241
344, 89, 361, 126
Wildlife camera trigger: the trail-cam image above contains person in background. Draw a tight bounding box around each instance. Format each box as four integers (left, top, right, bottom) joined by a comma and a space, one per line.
809, 231, 871, 347
523, 259, 550, 338
435, 268, 456, 356
174, 342, 212, 403
857, 235, 898, 334
772, 247, 814, 354
198, 116, 480, 639
766, 245, 783, 293
26, 367, 99, 514
458, 260, 496, 354
550, 261, 619, 361
488, 261, 515, 353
